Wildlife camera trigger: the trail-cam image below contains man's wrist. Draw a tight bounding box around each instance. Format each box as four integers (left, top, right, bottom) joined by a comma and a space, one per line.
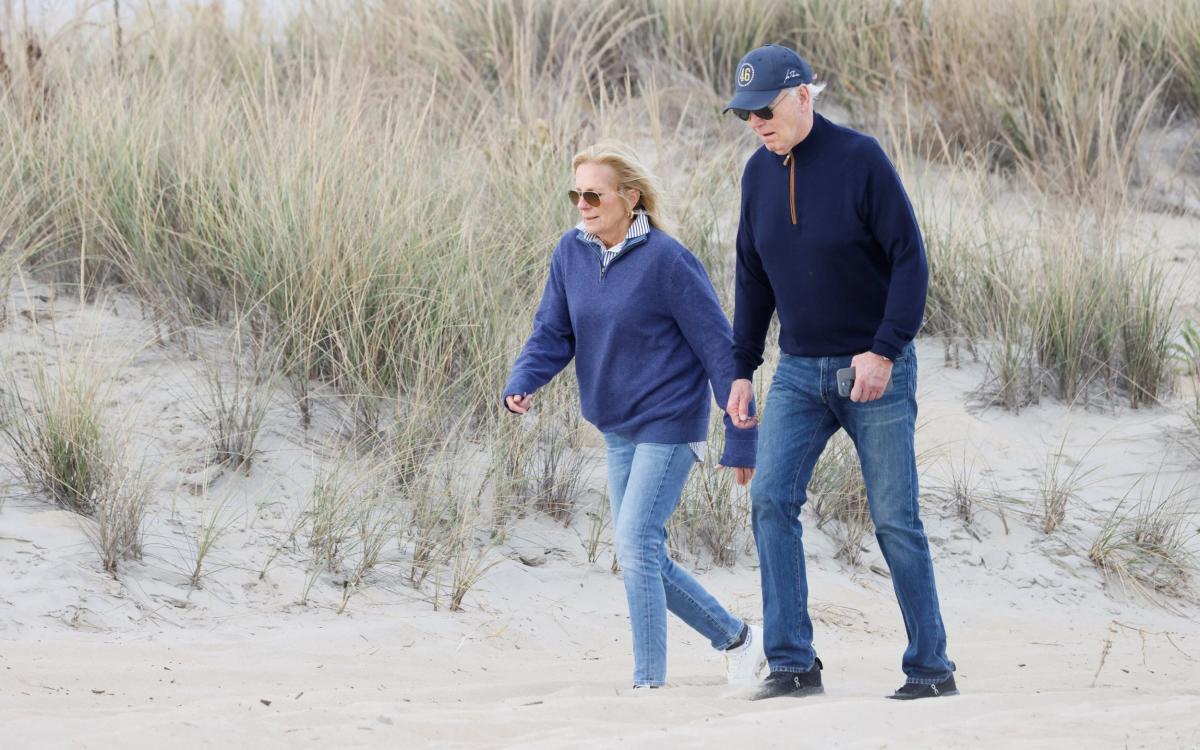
733, 364, 756, 381
867, 345, 898, 362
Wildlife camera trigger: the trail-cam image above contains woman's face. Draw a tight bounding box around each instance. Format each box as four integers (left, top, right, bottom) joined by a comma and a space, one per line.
574, 162, 634, 242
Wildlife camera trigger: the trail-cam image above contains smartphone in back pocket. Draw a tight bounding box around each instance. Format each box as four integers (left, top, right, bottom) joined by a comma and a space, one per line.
836, 366, 894, 398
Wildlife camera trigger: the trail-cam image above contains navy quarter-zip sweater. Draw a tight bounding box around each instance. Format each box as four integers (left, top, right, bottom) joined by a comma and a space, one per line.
503, 227, 756, 468
732, 113, 929, 380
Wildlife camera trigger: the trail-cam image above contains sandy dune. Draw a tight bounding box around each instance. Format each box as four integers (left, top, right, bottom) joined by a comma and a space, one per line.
1, 234, 1199, 749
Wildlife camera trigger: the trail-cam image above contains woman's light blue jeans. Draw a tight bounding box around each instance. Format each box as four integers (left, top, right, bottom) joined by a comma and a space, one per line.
603, 432, 745, 687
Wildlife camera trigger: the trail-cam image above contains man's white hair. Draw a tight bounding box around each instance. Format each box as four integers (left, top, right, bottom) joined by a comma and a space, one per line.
787, 82, 827, 101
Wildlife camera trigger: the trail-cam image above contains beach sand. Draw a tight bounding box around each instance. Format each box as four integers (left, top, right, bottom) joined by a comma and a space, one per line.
1, 264, 1198, 749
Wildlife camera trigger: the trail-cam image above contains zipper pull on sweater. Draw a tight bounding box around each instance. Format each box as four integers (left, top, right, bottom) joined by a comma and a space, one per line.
783, 152, 797, 225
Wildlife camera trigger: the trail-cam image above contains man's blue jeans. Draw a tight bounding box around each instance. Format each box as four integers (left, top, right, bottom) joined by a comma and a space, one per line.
604, 433, 746, 687
750, 344, 954, 684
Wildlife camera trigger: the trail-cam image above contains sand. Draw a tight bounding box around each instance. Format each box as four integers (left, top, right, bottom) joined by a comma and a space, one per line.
1, 271, 1197, 750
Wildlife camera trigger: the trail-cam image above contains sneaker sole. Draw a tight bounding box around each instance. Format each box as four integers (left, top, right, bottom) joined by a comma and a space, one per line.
887, 688, 960, 700
750, 684, 824, 701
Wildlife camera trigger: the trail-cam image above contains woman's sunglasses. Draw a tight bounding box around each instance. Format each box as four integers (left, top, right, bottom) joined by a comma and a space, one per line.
568, 189, 610, 207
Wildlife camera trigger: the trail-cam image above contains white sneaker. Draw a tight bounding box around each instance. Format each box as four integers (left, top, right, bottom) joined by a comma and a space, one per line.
724, 624, 767, 685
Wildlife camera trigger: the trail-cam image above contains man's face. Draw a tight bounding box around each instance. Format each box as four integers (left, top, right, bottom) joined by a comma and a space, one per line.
747, 87, 808, 155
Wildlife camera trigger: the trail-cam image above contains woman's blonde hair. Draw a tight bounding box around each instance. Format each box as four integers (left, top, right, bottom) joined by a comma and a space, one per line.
572, 140, 677, 236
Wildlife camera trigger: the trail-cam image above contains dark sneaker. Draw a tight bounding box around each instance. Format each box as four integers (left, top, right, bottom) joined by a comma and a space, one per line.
749, 659, 824, 700
887, 675, 958, 700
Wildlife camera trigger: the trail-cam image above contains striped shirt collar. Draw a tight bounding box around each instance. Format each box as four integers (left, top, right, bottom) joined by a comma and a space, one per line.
575, 210, 651, 248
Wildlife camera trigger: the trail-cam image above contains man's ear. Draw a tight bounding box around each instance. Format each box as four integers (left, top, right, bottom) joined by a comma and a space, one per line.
797, 85, 811, 111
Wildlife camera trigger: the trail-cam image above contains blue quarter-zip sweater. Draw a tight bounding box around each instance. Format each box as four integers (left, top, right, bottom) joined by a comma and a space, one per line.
732, 113, 929, 380
503, 226, 757, 468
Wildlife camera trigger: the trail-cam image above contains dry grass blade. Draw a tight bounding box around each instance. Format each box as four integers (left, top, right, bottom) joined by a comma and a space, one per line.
930, 446, 983, 527
2, 360, 110, 514
669, 416, 750, 567
299, 453, 401, 608
185, 491, 238, 588
1174, 320, 1200, 383
1116, 258, 1177, 408
1038, 432, 1100, 534
527, 380, 595, 525
193, 314, 281, 474
489, 408, 536, 539
809, 432, 872, 569
1088, 482, 1199, 603
85, 459, 148, 577
449, 532, 502, 613
0, 354, 148, 576
580, 490, 611, 564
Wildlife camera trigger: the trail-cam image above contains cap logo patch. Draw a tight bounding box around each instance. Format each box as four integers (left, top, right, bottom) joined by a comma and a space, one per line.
737, 63, 754, 87
784, 68, 802, 81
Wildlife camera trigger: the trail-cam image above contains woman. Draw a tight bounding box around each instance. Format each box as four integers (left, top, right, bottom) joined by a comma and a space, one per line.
502, 141, 764, 689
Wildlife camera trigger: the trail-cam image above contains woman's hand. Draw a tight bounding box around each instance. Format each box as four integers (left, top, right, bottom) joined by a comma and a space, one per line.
718, 465, 755, 485
505, 393, 534, 414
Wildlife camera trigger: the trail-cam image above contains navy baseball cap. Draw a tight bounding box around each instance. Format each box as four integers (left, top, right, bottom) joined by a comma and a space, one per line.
723, 45, 813, 113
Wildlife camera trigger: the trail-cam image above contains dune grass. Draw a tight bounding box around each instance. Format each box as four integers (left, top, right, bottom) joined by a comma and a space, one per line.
1, 357, 147, 575
669, 416, 750, 567
3, 360, 111, 515
192, 315, 281, 473
299, 453, 402, 608
0, 0, 1187, 420
809, 433, 872, 569
1088, 480, 1199, 601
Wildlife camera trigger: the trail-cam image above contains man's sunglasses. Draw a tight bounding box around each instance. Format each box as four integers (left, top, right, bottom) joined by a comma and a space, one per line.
568, 189, 613, 207
730, 91, 788, 122
731, 105, 775, 122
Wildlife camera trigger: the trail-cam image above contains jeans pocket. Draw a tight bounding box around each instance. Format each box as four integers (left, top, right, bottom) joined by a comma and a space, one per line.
892, 342, 917, 363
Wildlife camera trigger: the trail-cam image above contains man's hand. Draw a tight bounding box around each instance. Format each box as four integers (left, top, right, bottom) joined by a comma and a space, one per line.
849, 352, 893, 402
505, 393, 534, 414
725, 378, 758, 428
717, 465, 755, 485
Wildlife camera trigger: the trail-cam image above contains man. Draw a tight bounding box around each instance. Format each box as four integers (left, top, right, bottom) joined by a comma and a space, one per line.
723, 45, 957, 701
